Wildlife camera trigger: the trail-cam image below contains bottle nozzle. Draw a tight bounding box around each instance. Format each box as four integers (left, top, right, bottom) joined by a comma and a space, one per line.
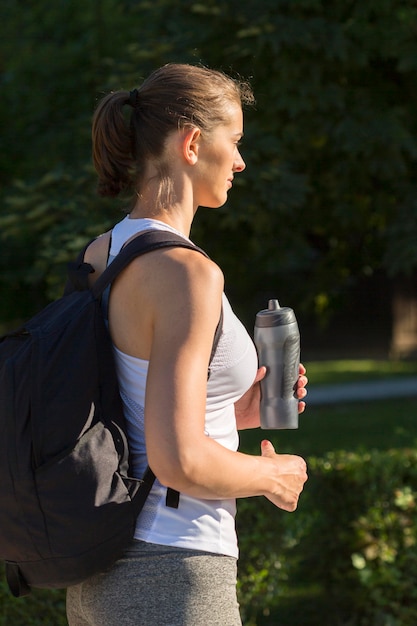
268, 299, 281, 310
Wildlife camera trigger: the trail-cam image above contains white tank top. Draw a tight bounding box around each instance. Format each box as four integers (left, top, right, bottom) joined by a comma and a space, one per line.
109, 215, 258, 558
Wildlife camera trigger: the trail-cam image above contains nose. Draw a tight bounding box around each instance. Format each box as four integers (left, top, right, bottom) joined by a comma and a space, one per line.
234, 150, 246, 173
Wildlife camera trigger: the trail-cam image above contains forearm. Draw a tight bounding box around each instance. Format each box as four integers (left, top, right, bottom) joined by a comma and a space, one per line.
153, 438, 263, 498
148, 434, 306, 512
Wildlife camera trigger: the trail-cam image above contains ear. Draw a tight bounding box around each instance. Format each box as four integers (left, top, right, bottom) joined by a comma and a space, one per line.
182, 127, 201, 165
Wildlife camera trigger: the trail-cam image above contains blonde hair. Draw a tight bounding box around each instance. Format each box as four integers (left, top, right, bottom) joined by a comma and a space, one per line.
92, 63, 254, 200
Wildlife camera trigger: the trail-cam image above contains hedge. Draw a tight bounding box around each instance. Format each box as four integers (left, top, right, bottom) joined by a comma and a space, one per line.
237, 448, 417, 625
1, 448, 416, 626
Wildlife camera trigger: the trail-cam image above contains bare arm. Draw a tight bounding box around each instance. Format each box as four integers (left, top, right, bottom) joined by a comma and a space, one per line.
111, 247, 307, 512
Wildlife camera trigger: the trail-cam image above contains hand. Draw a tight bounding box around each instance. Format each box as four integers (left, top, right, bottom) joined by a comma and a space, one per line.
297, 363, 308, 414
261, 440, 308, 511
234, 366, 267, 430
236, 363, 308, 430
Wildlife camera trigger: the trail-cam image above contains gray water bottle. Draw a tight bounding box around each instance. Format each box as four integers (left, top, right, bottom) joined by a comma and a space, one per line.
254, 299, 300, 429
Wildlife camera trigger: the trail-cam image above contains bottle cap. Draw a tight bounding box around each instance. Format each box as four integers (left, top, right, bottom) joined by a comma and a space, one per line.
255, 299, 296, 327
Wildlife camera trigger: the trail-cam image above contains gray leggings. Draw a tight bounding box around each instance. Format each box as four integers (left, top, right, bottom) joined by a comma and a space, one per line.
66, 540, 242, 626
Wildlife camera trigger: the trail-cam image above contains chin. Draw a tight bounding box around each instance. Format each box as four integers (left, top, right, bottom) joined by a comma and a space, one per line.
200, 199, 227, 210
215, 194, 229, 208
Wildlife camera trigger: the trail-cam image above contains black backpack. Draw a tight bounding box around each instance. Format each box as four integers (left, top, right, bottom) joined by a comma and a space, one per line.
0, 229, 221, 597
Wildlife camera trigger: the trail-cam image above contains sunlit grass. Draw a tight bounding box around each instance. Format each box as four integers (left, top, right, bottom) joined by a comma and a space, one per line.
304, 359, 417, 385
240, 360, 417, 458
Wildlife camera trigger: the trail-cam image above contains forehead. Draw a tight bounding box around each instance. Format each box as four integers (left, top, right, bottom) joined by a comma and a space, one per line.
221, 103, 243, 131
200, 103, 243, 142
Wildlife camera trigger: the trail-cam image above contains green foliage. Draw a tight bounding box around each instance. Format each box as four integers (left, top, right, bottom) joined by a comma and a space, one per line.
237, 448, 417, 625
0, 567, 66, 626
236, 496, 306, 626
1, 0, 417, 324
0, 167, 119, 321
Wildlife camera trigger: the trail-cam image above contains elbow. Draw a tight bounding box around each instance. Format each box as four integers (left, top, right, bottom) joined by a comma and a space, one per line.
147, 449, 203, 493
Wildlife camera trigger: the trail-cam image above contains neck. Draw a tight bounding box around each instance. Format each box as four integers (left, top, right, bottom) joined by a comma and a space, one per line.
131, 159, 199, 236
129, 203, 196, 238
130, 180, 198, 237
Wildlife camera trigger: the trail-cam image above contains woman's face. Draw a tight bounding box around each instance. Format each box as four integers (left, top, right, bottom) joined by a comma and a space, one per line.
194, 104, 246, 209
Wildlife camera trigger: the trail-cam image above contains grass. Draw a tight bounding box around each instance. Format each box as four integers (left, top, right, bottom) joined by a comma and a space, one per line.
302, 358, 417, 385
240, 397, 417, 458
240, 359, 417, 458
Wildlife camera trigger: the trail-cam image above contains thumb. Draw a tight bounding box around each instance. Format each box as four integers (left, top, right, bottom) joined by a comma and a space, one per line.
261, 439, 276, 458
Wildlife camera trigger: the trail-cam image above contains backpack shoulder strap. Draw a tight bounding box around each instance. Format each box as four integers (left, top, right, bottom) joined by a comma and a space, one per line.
91, 230, 208, 299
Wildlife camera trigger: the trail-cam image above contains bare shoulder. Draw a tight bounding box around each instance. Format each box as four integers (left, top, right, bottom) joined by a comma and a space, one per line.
108, 243, 223, 360
167, 245, 223, 280
124, 244, 224, 330
139, 245, 224, 300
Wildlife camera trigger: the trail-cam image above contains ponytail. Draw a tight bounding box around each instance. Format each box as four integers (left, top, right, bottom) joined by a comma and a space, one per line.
92, 91, 135, 197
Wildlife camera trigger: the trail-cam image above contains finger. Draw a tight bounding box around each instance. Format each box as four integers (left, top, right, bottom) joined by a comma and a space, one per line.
299, 363, 306, 375
297, 375, 308, 388
298, 400, 306, 414
254, 366, 267, 383
296, 386, 307, 399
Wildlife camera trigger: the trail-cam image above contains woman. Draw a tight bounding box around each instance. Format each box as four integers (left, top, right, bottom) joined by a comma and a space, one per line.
66, 63, 308, 626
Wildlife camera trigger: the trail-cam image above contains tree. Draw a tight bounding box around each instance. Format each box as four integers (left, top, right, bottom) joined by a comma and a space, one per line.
1, 0, 417, 353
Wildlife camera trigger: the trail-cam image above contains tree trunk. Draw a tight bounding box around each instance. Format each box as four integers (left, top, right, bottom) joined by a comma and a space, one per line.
390, 272, 417, 359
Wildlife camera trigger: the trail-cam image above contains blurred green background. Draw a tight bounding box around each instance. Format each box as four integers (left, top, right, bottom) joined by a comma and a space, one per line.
1, 0, 417, 359
1, 1, 417, 624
